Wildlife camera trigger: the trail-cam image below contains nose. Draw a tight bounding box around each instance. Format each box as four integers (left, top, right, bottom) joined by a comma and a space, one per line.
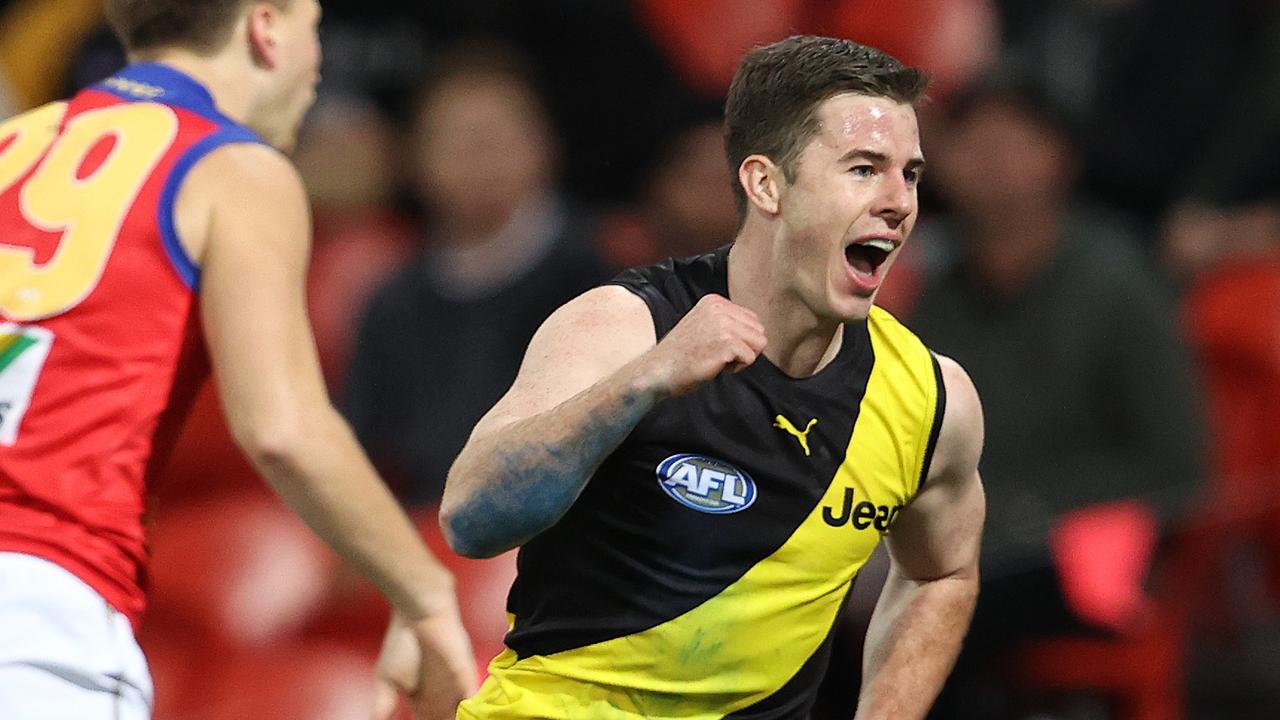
874, 173, 913, 227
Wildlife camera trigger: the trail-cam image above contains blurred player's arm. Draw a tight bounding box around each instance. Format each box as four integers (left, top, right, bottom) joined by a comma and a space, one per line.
441, 291, 765, 559
178, 143, 474, 720
858, 355, 985, 720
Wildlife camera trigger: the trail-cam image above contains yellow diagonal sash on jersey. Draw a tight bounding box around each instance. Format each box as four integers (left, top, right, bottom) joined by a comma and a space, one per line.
462, 310, 939, 720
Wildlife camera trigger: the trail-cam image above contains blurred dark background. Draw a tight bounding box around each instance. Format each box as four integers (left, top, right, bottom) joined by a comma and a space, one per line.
3, 1, 1278, 718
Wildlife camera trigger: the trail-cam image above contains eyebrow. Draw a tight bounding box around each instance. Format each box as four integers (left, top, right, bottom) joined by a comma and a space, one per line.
838, 148, 927, 171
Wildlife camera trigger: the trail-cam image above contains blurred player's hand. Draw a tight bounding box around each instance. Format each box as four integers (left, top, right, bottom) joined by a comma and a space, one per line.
373, 603, 477, 720
635, 293, 766, 397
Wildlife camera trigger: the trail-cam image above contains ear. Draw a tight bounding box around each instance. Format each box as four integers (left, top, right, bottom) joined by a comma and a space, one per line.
738, 154, 782, 216
246, 2, 282, 69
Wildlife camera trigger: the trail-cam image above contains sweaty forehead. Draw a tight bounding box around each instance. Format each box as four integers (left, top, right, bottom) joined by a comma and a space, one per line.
810, 93, 920, 155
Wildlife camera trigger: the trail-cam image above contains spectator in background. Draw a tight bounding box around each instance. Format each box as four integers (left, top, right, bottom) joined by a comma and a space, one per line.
1164, 199, 1280, 286
342, 42, 612, 507
294, 95, 415, 388
1160, 46, 1280, 285
910, 78, 1206, 719
596, 107, 740, 267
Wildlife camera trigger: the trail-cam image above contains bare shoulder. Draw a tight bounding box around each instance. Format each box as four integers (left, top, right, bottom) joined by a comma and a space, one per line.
190, 141, 299, 190
472, 285, 656, 434
174, 143, 306, 264
521, 285, 656, 379
927, 354, 984, 485
539, 284, 652, 337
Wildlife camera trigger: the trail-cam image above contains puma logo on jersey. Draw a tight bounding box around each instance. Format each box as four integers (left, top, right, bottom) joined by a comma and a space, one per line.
774, 414, 817, 456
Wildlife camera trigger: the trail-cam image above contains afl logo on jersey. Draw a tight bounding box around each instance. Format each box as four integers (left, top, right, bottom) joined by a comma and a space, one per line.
656, 454, 757, 514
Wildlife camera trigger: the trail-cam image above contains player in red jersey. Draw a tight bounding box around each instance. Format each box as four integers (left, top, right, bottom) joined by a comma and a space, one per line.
0, 1, 475, 718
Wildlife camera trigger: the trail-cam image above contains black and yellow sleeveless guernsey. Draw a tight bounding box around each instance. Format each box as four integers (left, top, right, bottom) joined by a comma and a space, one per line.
458, 246, 945, 720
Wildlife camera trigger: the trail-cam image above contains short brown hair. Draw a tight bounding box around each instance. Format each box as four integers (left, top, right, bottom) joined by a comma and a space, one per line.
412, 39, 548, 123
105, 0, 292, 54
724, 35, 927, 217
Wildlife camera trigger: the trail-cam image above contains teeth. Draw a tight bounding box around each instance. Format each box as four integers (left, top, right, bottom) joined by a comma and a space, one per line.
859, 238, 896, 253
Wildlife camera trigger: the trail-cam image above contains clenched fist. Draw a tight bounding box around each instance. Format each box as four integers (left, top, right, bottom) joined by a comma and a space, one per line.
632, 294, 767, 398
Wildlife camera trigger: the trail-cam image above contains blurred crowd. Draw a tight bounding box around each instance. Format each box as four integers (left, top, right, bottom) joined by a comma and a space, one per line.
2, 0, 1279, 718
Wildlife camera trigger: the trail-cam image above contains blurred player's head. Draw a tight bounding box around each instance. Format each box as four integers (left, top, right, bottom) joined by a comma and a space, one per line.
411, 41, 558, 241
105, 0, 322, 152
933, 78, 1077, 222
725, 35, 927, 323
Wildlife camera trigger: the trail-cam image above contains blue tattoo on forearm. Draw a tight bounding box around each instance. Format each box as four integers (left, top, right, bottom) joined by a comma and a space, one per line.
446, 389, 650, 557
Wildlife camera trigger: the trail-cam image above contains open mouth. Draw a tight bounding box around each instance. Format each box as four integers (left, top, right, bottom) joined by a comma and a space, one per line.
845, 243, 892, 277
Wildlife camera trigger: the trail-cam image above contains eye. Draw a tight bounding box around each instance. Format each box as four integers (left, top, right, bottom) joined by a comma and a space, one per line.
850, 164, 874, 178
904, 168, 922, 186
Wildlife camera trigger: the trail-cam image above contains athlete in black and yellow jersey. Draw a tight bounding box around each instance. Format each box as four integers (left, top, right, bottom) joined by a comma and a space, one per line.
442, 35, 986, 720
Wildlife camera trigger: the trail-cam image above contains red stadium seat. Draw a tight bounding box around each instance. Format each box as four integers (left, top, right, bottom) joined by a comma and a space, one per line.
150, 382, 267, 508
144, 492, 338, 650
1009, 530, 1193, 720
178, 643, 384, 720
141, 495, 516, 718
305, 209, 413, 389
141, 493, 341, 718
1182, 259, 1280, 564
305, 506, 518, 676
632, 0, 996, 100
1181, 259, 1280, 618
1009, 258, 1280, 719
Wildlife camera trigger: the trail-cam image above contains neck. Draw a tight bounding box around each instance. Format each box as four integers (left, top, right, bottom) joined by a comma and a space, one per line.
431, 194, 562, 296
447, 209, 518, 245
137, 50, 257, 127
727, 229, 844, 378
445, 180, 552, 241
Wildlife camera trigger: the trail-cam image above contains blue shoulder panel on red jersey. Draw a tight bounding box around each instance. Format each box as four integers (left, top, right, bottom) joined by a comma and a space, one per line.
94, 63, 269, 291
157, 126, 264, 290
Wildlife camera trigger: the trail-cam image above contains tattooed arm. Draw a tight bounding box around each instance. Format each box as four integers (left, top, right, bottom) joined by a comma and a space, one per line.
440, 288, 766, 558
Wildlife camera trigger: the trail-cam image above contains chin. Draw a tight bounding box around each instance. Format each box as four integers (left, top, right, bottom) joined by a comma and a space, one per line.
827, 292, 875, 323
845, 302, 874, 323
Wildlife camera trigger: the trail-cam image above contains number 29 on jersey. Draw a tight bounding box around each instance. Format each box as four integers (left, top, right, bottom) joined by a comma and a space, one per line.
0, 100, 178, 444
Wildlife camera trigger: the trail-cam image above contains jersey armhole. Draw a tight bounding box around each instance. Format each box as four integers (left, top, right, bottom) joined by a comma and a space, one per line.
600, 279, 670, 445
156, 128, 265, 290
916, 351, 947, 494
